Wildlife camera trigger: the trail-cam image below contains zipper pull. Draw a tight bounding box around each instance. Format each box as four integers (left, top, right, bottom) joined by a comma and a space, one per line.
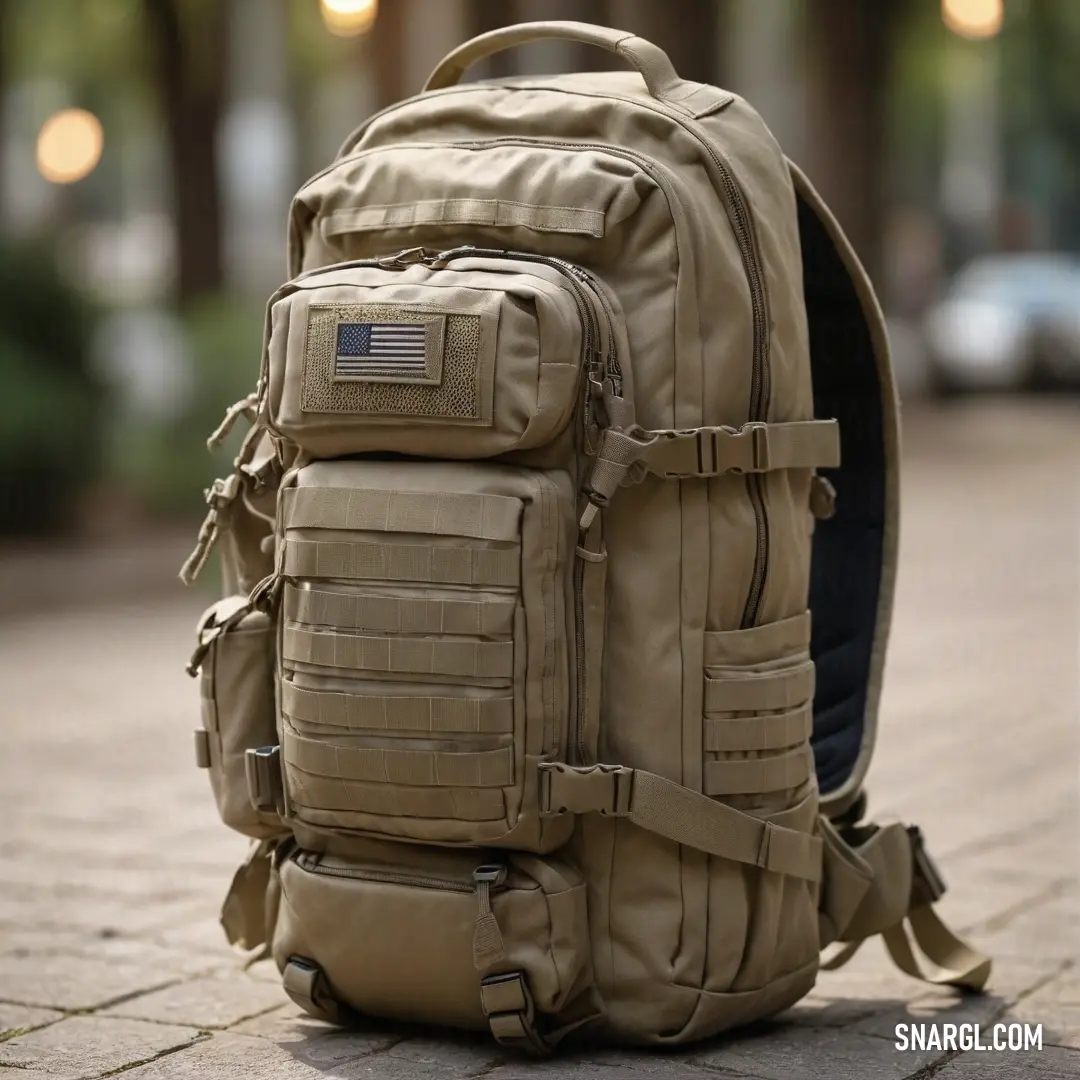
178, 473, 242, 585
207, 391, 260, 451
376, 247, 435, 269
472, 864, 507, 970
427, 244, 490, 270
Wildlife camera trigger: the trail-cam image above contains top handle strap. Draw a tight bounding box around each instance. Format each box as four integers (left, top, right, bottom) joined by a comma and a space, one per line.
423, 21, 684, 103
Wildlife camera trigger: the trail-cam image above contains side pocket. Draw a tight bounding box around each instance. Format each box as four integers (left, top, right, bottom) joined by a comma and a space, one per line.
191, 597, 284, 839
270, 840, 593, 1033
700, 611, 820, 994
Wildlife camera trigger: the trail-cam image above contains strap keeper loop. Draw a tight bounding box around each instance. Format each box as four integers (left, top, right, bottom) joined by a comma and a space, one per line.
756, 821, 775, 870
747, 421, 771, 472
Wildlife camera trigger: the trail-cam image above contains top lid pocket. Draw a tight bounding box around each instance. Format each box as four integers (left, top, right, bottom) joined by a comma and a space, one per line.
265, 257, 603, 461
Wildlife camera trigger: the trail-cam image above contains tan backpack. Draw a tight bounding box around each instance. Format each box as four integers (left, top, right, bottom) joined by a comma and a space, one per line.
181, 21, 990, 1053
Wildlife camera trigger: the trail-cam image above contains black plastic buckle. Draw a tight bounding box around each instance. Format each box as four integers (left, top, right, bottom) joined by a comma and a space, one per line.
245, 745, 283, 814
908, 824, 948, 906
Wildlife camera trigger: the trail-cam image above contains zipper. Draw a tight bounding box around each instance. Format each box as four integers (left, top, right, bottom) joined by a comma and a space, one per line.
430, 245, 613, 766
294, 130, 771, 625
294, 849, 482, 893
444, 136, 771, 625
692, 140, 771, 628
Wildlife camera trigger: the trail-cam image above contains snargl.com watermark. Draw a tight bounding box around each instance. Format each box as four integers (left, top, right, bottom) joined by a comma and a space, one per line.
895, 1023, 1043, 1053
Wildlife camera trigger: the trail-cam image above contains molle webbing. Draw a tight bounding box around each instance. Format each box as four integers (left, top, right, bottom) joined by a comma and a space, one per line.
282, 684, 514, 733
283, 627, 514, 679
282, 539, 520, 587
703, 705, 814, 753
283, 729, 513, 787
284, 585, 516, 636
704, 662, 815, 713
282, 487, 523, 541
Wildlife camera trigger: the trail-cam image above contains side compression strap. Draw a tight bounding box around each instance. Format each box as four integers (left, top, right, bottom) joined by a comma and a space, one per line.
580, 418, 840, 530
817, 816, 991, 991
538, 762, 822, 882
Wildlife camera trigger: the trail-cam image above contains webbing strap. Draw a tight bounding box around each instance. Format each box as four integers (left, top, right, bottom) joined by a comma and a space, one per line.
284, 729, 514, 787
822, 906, 992, 991
281, 487, 522, 541
282, 683, 514, 733
642, 419, 840, 479
579, 421, 838, 529
704, 704, 814, 752
818, 817, 992, 991
480, 972, 549, 1056
537, 762, 821, 882
704, 611, 811, 667
704, 661, 816, 713
704, 743, 814, 796
283, 538, 520, 587
219, 838, 274, 951
284, 584, 516, 636
882, 905, 993, 989
287, 771, 506, 820
283, 626, 514, 679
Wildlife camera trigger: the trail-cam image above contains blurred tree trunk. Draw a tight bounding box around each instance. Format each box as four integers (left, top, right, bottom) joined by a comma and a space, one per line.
804, 0, 906, 290
143, 0, 226, 306
371, 0, 406, 108
470, 0, 520, 77
605, 0, 725, 85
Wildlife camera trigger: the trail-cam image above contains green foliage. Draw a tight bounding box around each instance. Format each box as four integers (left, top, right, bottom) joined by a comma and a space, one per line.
0, 241, 105, 535
109, 293, 265, 518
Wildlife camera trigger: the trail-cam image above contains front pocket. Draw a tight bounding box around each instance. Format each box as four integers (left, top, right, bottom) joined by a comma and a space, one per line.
699, 611, 821, 993
190, 597, 284, 839
272, 840, 592, 1032
277, 460, 576, 852
266, 257, 610, 461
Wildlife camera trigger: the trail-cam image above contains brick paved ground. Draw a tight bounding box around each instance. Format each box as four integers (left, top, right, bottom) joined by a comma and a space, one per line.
1, 398, 1078, 1079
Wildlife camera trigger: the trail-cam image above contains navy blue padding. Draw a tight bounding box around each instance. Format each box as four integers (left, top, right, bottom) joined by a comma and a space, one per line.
797, 194, 887, 796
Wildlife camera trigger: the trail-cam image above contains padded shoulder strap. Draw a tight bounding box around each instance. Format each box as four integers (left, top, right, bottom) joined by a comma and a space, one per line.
788, 161, 900, 819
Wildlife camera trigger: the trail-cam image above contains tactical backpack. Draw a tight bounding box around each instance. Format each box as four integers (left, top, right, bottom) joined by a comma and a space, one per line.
181, 22, 991, 1053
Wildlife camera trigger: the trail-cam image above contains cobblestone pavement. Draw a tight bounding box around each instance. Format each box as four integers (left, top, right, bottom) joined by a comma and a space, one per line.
2, 398, 1078, 1079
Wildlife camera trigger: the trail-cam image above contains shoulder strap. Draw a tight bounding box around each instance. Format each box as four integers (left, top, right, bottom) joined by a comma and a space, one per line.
788, 161, 900, 819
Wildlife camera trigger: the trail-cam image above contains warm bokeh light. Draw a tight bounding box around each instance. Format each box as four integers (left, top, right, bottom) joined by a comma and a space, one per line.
942, 0, 1004, 40
319, 0, 377, 37
35, 108, 104, 184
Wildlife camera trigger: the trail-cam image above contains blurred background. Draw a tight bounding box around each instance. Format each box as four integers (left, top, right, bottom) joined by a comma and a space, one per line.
0, 0, 1078, 578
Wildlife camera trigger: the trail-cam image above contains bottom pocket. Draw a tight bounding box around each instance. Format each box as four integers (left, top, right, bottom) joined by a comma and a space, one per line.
271, 839, 592, 1032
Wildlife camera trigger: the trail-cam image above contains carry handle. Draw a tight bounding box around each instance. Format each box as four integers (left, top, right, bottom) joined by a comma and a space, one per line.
423, 21, 684, 104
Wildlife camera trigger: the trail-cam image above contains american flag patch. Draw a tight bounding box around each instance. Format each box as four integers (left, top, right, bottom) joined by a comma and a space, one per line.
335, 322, 427, 378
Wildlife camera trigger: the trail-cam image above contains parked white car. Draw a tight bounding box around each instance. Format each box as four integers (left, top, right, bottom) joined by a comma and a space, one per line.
923, 254, 1080, 392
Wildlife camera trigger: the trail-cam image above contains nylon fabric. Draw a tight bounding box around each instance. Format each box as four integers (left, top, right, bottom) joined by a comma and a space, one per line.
282, 538, 521, 587
281, 487, 523, 541
703, 743, 814, 795
284, 584, 517, 636
180, 15, 986, 1053
283, 728, 514, 788
703, 704, 813, 752
704, 662, 815, 713
282, 626, 515, 679
281, 683, 515, 733
287, 771, 507, 820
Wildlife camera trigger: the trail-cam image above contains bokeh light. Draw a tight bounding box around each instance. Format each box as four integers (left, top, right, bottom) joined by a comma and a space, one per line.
319, 0, 377, 37
35, 108, 104, 184
942, 0, 1004, 40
